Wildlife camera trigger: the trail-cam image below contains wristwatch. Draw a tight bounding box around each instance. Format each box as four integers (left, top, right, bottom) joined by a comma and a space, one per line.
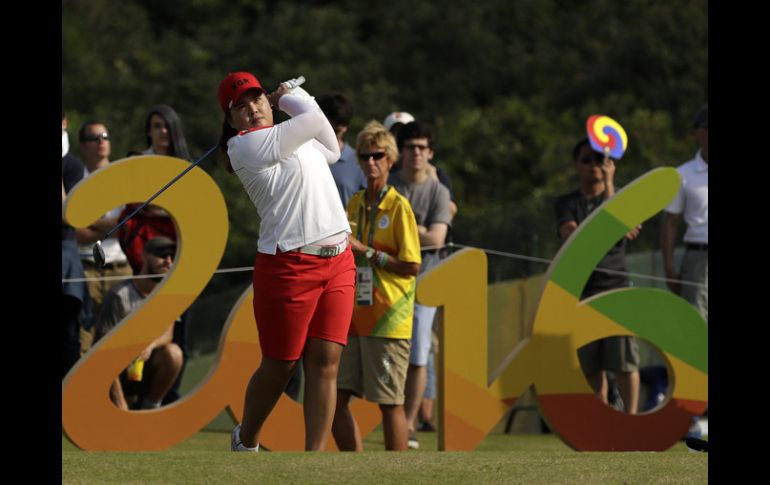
365, 247, 375, 260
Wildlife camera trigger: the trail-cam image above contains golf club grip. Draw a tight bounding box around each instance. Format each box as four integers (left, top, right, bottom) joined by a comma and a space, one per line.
280, 76, 305, 90
101, 144, 218, 241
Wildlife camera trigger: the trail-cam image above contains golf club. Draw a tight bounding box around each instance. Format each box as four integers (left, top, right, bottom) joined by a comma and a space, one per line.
92, 75, 307, 267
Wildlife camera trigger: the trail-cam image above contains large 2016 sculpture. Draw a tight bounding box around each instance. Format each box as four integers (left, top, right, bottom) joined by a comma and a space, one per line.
62, 155, 706, 451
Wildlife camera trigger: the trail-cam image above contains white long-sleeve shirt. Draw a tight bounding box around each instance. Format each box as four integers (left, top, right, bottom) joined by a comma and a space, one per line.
227, 93, 350, 254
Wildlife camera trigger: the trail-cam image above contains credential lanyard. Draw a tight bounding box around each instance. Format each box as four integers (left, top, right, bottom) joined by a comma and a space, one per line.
356, 185, 390, 247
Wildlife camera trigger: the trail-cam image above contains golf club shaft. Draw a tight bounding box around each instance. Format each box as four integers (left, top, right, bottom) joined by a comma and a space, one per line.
100, 144, 218, 241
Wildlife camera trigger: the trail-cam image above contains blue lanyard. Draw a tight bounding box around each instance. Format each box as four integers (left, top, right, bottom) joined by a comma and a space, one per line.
356, 185, 390, 246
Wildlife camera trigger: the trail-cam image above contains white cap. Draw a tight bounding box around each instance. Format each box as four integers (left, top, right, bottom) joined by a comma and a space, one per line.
383, 112, 415, 131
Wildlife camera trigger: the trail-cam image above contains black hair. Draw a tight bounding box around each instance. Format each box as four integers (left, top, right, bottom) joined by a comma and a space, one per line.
144, 105, 191, 161
693, 104, 708, 129
78, 120, 106, 143
316, 93, 353, 127
219, 116, 238, 173
396, 121, 433, 152
572, 138, 591, 161
572, 137, 616, 163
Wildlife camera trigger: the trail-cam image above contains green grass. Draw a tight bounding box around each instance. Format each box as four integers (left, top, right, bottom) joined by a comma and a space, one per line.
63, 430, 707, 484
177, 353, 236, 432
62, 354, 707, 483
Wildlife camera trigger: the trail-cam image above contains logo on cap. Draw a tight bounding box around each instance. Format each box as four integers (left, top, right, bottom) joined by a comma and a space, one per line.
218, 72, 263, 113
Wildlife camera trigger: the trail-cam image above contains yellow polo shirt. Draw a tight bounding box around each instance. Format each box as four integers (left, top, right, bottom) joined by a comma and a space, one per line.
346, 186, 421, 338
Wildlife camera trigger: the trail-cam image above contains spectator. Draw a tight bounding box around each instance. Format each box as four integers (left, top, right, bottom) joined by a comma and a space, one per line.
119, 104, 191, 273
62, 111, 89, 378
75, 120, 132, 354
278, 93, 361, 402
118, 104, 193, 406
660, 104, 708, 439
318, 93, 367, 207
386, 115, 459, 431
389, 121, 453, 448
555, 137, 642, 414
384, 112, 457, 218
418, 336, 438, 432
332, 121, 421, 451
383, 111, 415, 140
140, 104, 192, 160
661, 104, 708, 322
93, 237, 184, 410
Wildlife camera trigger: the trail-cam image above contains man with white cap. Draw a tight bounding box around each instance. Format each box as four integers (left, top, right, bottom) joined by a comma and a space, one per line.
388, 121, 453, 448
383, 111, 416, 136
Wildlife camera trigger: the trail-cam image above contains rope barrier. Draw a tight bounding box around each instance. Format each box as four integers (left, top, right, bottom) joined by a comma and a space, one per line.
63, 242, 706, 289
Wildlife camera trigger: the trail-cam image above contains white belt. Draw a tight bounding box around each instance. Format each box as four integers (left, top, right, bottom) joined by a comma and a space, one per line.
295, 238, 347, 258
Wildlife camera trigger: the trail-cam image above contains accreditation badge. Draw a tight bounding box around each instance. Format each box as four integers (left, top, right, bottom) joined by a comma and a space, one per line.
356, 266, 374, 306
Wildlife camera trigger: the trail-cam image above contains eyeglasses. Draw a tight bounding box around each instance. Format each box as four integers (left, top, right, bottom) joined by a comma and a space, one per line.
358, 151, 387, 161
403, 143, 430, 151
83, 132, 110, 142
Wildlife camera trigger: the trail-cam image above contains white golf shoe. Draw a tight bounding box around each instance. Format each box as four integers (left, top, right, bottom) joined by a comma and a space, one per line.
231, 424, 259, 452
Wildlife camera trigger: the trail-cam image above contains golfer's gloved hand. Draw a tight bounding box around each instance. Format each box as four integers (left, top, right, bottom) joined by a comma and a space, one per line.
281, 76, 312, 100
282, 76, 305, 89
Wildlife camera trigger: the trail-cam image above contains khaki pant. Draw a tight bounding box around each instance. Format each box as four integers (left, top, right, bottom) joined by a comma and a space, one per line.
79, 260, 133, 354
338, 336, 410, 405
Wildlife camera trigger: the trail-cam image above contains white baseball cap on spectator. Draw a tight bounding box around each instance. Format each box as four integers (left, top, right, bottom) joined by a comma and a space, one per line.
383, 112, 415, 131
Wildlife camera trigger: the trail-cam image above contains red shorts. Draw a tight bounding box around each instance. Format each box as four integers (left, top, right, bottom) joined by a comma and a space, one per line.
252, 245, 355, 361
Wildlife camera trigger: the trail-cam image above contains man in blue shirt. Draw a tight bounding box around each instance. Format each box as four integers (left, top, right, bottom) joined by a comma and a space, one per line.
318, 93, 367, 207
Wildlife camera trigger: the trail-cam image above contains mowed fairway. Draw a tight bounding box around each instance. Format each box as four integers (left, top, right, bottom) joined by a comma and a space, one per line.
62, 429, 707, 484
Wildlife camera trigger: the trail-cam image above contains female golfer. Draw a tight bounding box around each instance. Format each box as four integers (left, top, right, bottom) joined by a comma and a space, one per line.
218, 71, 355, 452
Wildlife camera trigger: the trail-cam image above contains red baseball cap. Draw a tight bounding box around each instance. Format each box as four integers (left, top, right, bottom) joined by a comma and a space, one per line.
217, 72, 264, 113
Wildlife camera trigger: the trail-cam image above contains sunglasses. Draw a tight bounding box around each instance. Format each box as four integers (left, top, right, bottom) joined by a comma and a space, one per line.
358, 151, 387, 161
151, 250, 175, 259
83, 132, 110, 142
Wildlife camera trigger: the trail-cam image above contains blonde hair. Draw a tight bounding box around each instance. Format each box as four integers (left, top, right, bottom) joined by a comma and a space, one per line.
355, 120, 398, 164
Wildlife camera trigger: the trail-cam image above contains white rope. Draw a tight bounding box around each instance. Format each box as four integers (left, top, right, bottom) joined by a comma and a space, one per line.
62, 266, 254, 283
63, 243, 706, 289
427, 242, 706, 289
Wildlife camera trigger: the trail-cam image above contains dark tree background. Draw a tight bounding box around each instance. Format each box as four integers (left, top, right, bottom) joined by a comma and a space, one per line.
63, 0, 707, 353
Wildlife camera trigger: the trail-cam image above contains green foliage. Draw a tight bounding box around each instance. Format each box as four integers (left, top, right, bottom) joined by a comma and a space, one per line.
63, 0, 707, 349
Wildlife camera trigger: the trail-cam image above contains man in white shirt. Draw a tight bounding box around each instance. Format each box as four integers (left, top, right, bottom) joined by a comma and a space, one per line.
661, 105, 708, 322
75, 121, 132, 354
